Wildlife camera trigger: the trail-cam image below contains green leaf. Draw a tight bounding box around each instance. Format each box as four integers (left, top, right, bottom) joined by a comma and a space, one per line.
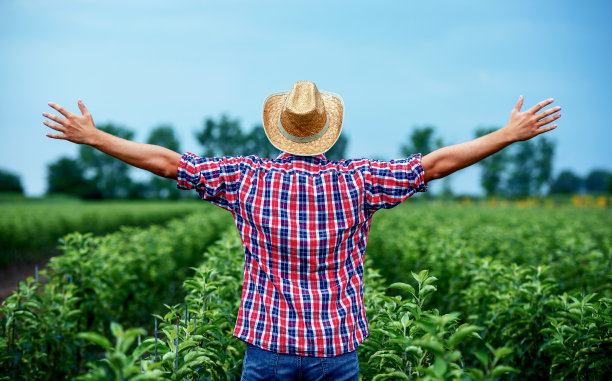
77, 332, 111, 350
110, 321, 123, 339
447, 325, 482, 347
369, 351, 404, 369
400, 312, 412, 329
466, 368, 484, 381
130, 371, 164, 381
433, 357, 448, 376
493, 346, 513, 361
388, 283, 416, 296
373, 371, 410, 381
411, 338, 445, 356
419, 285, 437, 296
473, 350, 489, 367
491, 365, 520, 377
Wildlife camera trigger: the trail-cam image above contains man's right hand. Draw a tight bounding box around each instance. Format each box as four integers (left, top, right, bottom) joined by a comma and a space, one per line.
502, 96, 561, 142
44, 99, 100, 145
43, 99, 182, 179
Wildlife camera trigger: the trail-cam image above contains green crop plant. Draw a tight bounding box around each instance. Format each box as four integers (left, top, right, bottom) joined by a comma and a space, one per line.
0, 206, 233, 380
2, 202, 610, 379
76, 230, 247, 380
358, 269, 518, 380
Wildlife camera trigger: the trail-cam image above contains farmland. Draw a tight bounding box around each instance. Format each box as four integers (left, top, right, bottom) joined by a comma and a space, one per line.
1, 200, 611, 380
0, 199, 205, 267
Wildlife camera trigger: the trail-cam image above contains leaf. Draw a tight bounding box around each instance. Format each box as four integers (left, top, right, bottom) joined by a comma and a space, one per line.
433, 357, 448, 376
411, 338, 445, 356
491, 365, 520, 377
130, 371, 164, 381
370, 352, 404, 369
77, 332, 111, 350
110, 321, 123, 339
473, 350, 489, 367
466, 368, 485, 381
419, 285, 437, 296
388, 283, 416, 296
493, 346, 514, 361
447, 325, 482, 347
373, 371, 410, 381
400, 313, 412, 329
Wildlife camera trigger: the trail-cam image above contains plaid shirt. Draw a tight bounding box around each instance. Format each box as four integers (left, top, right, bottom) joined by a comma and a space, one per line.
177, 151, 427, 357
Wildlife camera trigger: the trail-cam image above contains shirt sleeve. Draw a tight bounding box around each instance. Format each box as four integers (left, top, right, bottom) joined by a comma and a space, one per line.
176, 152, 242, 212
363, 153, 428, 214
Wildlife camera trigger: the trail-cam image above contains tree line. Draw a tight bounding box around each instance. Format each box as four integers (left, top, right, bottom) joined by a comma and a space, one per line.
0, 117, 610, 199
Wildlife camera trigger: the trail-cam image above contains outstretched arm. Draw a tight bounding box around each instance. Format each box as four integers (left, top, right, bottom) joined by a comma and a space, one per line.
44, 100, 182, 179
421, 96, 561, 182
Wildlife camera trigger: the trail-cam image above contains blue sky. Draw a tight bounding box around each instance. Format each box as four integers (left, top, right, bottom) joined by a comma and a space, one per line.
1, 0, 611, 196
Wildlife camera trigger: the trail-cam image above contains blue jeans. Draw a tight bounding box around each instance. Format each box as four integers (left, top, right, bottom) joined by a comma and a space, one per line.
240, 343, 360, 381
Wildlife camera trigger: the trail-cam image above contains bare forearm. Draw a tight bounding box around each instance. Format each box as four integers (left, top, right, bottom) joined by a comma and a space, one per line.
90, 130, 182, 179
422, 128, 514, 181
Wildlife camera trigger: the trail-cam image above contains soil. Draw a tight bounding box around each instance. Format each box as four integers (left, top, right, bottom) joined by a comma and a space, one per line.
0, 257, 51, 302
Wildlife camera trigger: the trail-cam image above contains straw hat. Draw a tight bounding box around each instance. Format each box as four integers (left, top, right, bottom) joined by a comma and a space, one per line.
262, 81, 344, 156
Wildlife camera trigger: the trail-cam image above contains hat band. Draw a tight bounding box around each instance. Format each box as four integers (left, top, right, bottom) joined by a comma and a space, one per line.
277, 116, 329, 143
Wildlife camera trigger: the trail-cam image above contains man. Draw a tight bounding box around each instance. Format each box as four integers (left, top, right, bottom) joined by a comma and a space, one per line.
43, 81, 560, 380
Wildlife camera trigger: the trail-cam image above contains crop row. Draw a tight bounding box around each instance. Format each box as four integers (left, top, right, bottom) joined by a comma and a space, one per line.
72, 227, 611, 380
0, 204, 233, 380
366, 203, 612, 379
0, 200, 205, 266
70, 230, 515, 380
368, 203, 611, 306
2, 202, 611, 379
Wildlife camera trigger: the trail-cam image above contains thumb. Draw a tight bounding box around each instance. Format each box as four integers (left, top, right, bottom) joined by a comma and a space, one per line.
513, 95, 524, 113
77, 99, 90, 115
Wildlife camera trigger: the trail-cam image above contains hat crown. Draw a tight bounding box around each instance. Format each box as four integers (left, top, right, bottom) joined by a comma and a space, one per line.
279, 81, 328, 138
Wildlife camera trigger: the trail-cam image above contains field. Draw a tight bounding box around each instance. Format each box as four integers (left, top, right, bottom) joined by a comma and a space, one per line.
1, 200, 610, 380
0, 199, 204, 266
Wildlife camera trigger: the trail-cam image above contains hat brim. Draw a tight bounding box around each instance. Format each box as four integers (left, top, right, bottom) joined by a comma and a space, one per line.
262, 90, 344, 156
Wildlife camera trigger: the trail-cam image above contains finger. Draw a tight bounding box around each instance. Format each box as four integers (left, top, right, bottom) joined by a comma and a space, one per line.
42, 112, 66, 125
536, 124, 557, 135
528, 98, 554, 114
45, 132, 67, 140
536, 112, 561, 127
48, 102, 71, 118
43, 120, 65, 132
77, 99, 90, 116
513, 95, 524, 113
536, 106, 562, 120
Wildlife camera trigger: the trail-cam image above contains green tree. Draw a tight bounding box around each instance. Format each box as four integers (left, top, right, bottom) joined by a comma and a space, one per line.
146, 125, 182, 199
534, 136, 556, 193
400, 126, 443, 157
584, 169, 612, 193
195, 114, 347, 160
79, 124, 136, 199
0, 168, 23, 193
549, 169, 583, 194
475, 127, 509, 196
243, 124, 279, 158
46, 156, 96, 198
505, 136, 556, 197
400, 126, 445, 197
195, 114, 246, 157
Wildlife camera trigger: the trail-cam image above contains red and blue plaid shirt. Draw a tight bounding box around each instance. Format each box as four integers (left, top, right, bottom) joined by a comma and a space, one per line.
177, 151, 427, 357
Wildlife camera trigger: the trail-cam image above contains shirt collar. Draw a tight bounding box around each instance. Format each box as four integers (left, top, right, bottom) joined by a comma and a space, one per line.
276, 151, 327, 160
